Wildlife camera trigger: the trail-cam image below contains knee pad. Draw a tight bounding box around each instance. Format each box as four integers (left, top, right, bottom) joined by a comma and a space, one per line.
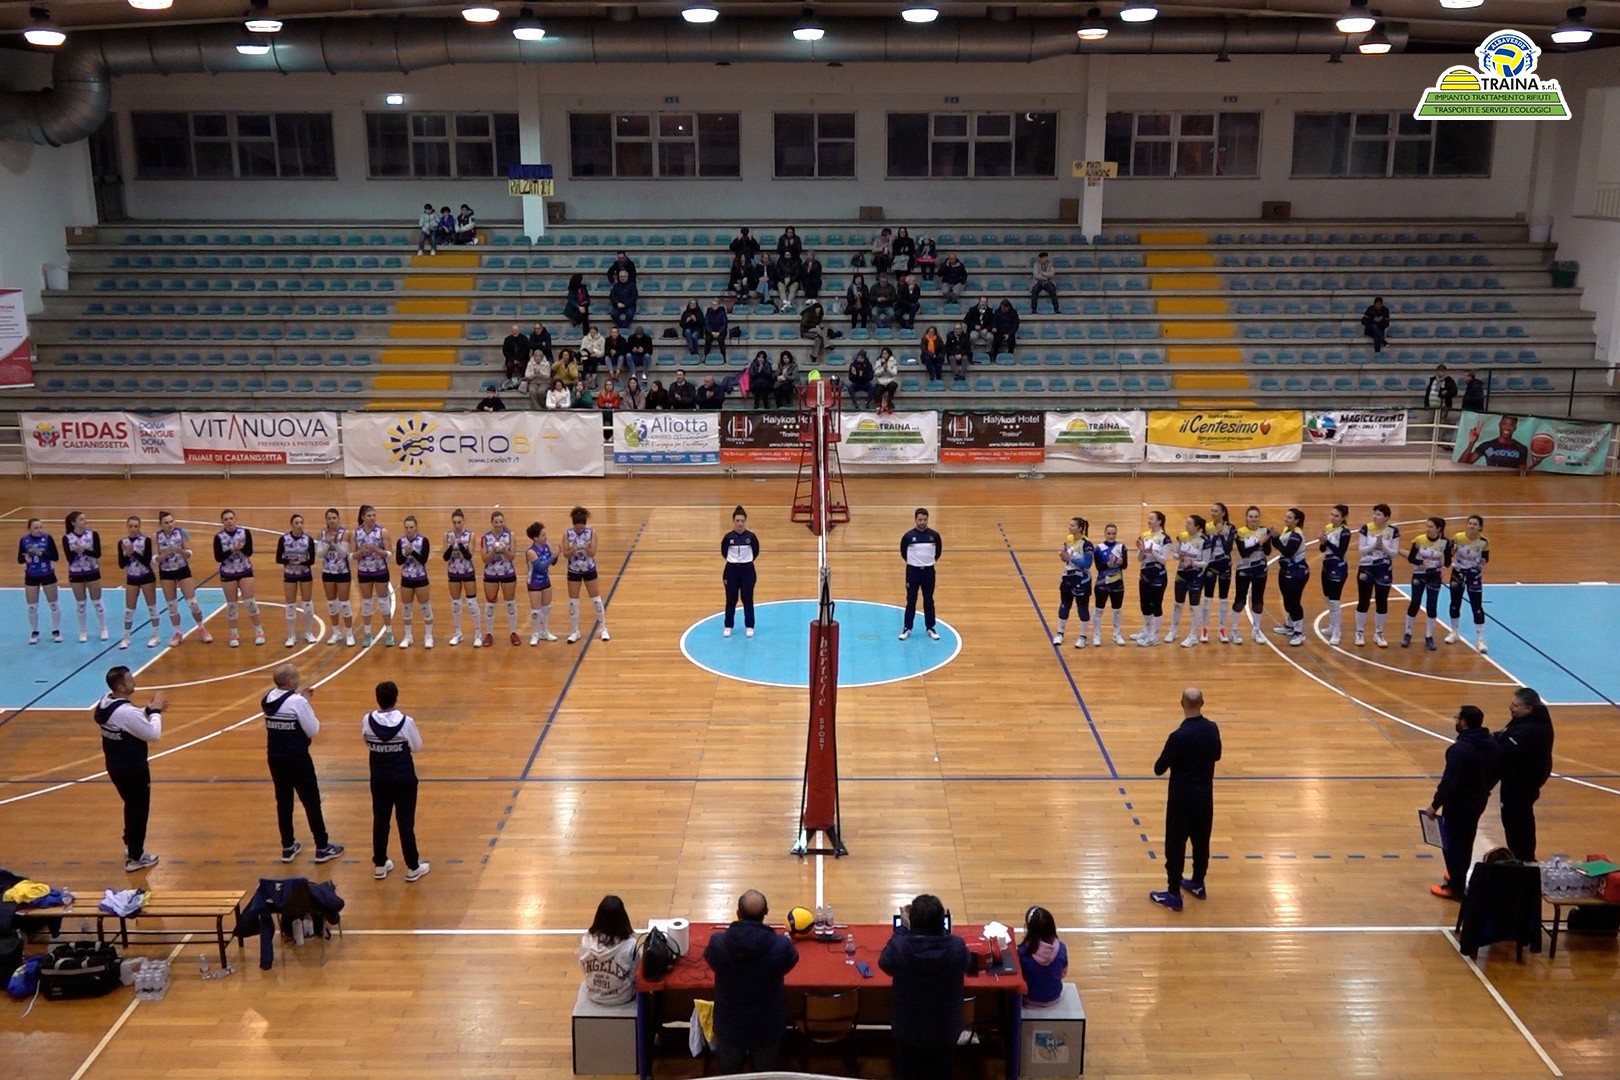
360, 597, 374, 619
226, 601, 239, 619
420, 603, 434, 622
327, 599, 340, 616
245, 600, 260, 618
339, 600, 353, 618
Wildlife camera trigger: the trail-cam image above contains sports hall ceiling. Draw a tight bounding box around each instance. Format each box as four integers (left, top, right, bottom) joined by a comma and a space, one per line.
1, 1, 1615, 51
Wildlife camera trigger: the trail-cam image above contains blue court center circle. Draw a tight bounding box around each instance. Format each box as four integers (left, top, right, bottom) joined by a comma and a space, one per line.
680, 599, 962, 688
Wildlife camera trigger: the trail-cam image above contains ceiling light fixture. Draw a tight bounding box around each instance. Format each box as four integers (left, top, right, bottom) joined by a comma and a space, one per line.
1336, 0, 1376, 34
512, 6, 545, 39
1077, 7, 1108, 41
385, 93, 405, 105
128, 0, 174, 10
901, 6, 939, 23
1119, 3, 1159, 23
793, 8, 824, 41
462, 6, 501, 24
243, 0, 282, 33
1550, 5, 1594, 45
681, 5, 718, 22
23, 6, 65, 46
236, 38, 270, 54
1358, 21, 1391, 53
1437, 0, 1483, 8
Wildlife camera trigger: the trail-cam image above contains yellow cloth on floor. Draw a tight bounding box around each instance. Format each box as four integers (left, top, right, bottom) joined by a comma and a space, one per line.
3, 880, 49, 903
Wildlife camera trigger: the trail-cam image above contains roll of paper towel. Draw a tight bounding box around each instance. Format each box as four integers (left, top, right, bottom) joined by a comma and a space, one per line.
648, 917, 690, 955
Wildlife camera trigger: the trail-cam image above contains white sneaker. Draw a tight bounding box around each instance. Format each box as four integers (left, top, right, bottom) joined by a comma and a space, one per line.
529, 631, 541, 646
724, 627, 733, 638
345, 631, 356, 647
374, 859, 394, 880
326, 628, 342, 644
745, 628, 754, 638
1444, 630, 1458, 644
119, 636, 131, 650
1231, 631, 1243, 645
284, 635, 296, 647
1180, 635, 1198, 648
898, 629, 911, 640
566, 631, 581, 644
384, 629, 395, 647
1476, 638, 1488, 654
1113, 632, 1125, 646
229, 633, 240, 649
1137, 634, 1154, 647
448, 631, 463, 646
305, 630, 319, 644
1328, 631, 1341, 646
1051, 633, 1063, 645
1162, 631, 1177, 644
363, 632, 373, 647
472, 634, 484, 648
1273, 625, 1293, 636
78, 630, 88, 643
600, 628, 611, 641
1074, 636, 1086, 649
1375, 633, 1389, 648
404, 861, 431, 883
400, 635, 412, 649
254, 630, 265, 646
424, 633, 434, 649
1091, 635, 1101, 647
1290, 633, 1306, 647
541, 631, 557, 642
146, 634, 158, 648
99, 627, 109, 641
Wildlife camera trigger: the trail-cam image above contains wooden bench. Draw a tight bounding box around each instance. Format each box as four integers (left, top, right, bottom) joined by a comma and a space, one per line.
29, 888, 248, 967
1544, 893, 1619, 959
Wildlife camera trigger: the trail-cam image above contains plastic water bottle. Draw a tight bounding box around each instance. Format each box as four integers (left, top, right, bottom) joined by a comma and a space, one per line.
198, 952, 210, 977
844, 932, 857, 965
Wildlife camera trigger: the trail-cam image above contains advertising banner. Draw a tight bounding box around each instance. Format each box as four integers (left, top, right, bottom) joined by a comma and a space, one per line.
1146, 410, 1303, 464
22, 412, 182, 467
939, 411, 1044, 465
719, 410, 805, 465
1453, 411, 1612, 476
343, 411, 603, 477
1045, 411, 1147, 463
0, 289, 35, 388
1304, 410, 1409, 447
839, 411, 939, 466
181, 411, 341, 465
613, 411, 719, 465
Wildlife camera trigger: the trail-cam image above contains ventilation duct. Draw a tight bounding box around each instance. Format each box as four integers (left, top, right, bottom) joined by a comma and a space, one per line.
0, 16, 1408, 147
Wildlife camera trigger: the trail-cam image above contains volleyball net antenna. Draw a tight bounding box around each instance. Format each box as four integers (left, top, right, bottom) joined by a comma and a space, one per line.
791, 375, 849, 857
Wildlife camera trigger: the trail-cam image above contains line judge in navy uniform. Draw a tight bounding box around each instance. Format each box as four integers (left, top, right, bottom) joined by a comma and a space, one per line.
263, 663, 344, 865
899, 507, 943, 641
721, 505, 761, 638
94, 665, 166, 872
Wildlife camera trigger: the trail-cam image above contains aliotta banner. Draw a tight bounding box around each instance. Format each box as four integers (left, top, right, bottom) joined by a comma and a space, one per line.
1304, 410, 1408, 447
1146, 410, 1303, 464
613, 411, 719, 465
1452, 411, 1612, 476
22, 412, 182, 467
0, 289, 35, 388
839, 412, 939, 465
181, 412, 341, 465
1045, 411, 1146, 463
343, 411, 603, 477
719, 410, 804, 465
939, 411, 1044, 464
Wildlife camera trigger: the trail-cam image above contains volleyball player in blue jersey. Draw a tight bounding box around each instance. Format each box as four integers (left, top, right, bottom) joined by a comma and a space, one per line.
1317, 504, 1351, 646
18, 517, 62, 643
1093, 524, 1128, 647
1201, 502, 1236, 643
1445, 514, 1490, 654
1134, 511, 1171, 647
1167, 515, 1209, 648
1230, 506, 1272, 645
1272, 508, 1310, 647
1051, 516, 1094, 649
1403, 516, 1451, 651
1354, 503, 1400, 648
525, 521, 559, 645
116, 515, 161, 651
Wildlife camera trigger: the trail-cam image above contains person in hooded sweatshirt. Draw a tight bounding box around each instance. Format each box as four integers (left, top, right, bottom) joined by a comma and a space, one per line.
578, 894, 639, 1006
880, 893, 971, 1080
703, 889, 798, 1073
1017, 905, 1069, 1008
1426, 704, 1501, 901
1495, 686, 1554, 862
363, 680, 429, 883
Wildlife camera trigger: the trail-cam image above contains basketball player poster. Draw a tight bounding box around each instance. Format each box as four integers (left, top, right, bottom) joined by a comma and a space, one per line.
0, 288, 36, 388
1453, 410, 1612, 475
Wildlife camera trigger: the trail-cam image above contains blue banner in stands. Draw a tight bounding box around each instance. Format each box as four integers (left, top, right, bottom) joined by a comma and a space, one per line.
507, 164, 554, 180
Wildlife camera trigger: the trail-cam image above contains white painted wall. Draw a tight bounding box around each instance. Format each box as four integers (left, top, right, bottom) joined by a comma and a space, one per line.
103, 50, 1531, 225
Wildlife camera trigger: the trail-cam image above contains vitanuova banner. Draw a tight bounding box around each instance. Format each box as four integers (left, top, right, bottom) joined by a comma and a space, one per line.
182, 411, 341, 465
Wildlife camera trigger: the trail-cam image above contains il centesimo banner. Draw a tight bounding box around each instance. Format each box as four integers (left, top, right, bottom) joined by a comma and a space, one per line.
1045, 411, 1146, 463
1304, 410, 1408, 447
1453, 411, 1612, 475
719, 410, 804, 465
344, 411, 603, 477
614, 410, 719, 465
182, 411, 341, 465
22, 412, 182, 467
1147, 410, 1303, 464
839, 411, 939, 465
939, 411, 1044, 464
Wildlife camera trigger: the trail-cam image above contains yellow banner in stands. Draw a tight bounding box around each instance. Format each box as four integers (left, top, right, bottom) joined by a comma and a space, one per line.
1146, 409, 1303, 463
508, 178, 554, 196
1070, 160, 1118, 181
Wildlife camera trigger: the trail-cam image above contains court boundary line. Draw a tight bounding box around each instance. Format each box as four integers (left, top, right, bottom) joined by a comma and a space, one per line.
1443, 928, 1564, 1077
67, 938, 190, 1080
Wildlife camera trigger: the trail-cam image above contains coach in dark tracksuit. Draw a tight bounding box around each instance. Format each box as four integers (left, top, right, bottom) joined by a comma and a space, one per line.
263, 663, 343, 865
1150, 687, 1223, 912
1428, 704, 1501, 901
899, 508, 943, 640
1496, 687, 1554, 862
95, 666, 166, 873
363, 680, 429, 882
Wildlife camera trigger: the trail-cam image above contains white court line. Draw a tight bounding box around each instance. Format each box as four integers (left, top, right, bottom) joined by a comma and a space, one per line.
1443, 929, 1564, 1077
0, 506, 25, 521
816, 852, 825, 910
1311, 609, 1516, 687
67, 938, 190, 1080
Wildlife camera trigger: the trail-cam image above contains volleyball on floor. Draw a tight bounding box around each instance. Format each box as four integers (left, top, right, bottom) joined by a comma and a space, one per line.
786, 907, 815, 938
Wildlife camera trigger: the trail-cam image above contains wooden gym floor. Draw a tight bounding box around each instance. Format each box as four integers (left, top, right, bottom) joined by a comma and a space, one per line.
1, 472, 1618, 1079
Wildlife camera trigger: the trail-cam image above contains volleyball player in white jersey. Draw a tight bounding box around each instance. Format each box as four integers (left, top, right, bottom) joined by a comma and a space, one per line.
565, 506, 610, 644
1201, 502, 1236, 643
524, 521, 559, 645
1402, 516, 1451, 651
317, 507, 356, 646
1272, 508, 1310, 647
1133, 511, 1171, 647
63, 510, 107, 643
481, 510, 521, 647
394, 515, 433, 649
1317, 504, 1351, 646
353, 504, 393, 648
1354, 502, 1400, 648
1167, 515, 1209, 648
214, 509, 266, 648
1093, 523, 1128, 646
154, 511, 211, 647
1230, 505, 1272, 645
443, 509, 481, 647
275, 513, 319, 647
116, 515, 161, 650
18, 517, 62, 643
1445, 514, 1489, 653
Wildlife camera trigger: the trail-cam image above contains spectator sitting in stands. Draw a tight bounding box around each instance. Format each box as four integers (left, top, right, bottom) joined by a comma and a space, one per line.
603, 327, 629, 382
527, 322, 553, 364
669, 369, 698, 410
502, 323, 531, 387
945, 324, 971, 383
645, 380, 672, 410
965, 296, 993, 351
544, 378, 572, 410
846, 273, 870, 329
728, 253, 756, 304
477, 385, 506, 412
776, 253, 802, 312
1030, 251, 1059, 314
729, 226, 761, 261
919, 325, 944, 381
873, 347, 900, 414
416, 203, 438, 256
553, 347, 581, 387
940, 253, 968, 305
608, 271, 638, 330
747, 351, 776, 410
579, 327, 606, 386
761, 253, 784, 309
704, 299, 730, 360
891, 227, 916, 276
597, 378, 623, 412
776, 226, 803, 261
880, 894, 971, 1080
564, 274, 591, 331
846, 350, 875, 409
916, 235, 938, 281
434, 206, 455, 246
1425, 363, 1458, 416
992, 299, 1021, 356
626, 327, 653, 382
606, 250, 637, 284
578, 895, 639, 1007
869, 227, 894, 274
679, 300, 704, 355
869, 273, 898, 330
524, 352, 551, 409
704, 889, 799, 1075
896, 275, 922, 330
800, 300, 834, 367
1461, 369, 1486, 412
801, 250, 824, 300
773, 351, 799, 409
697, 375, 727, 410
623, 375, 646, 410
453, 204, 478, 245
1018, 905, 1069, 1009
1362, 295, 1391, 353
572, 379, 595, 409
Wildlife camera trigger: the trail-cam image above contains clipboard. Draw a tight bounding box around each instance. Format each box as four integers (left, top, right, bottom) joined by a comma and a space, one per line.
1418, 810, 1448, 849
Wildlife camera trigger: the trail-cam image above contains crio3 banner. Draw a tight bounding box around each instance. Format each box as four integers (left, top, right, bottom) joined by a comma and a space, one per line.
1045, 411, 1146, 463
182, 412, 341, 465
22, 412, 182, 467
0, 289, 36, 388
1453, 411, 1612, 476
1147, 410, 1303, 464
839, 412, 939, 465
343, 411, 604, 477
613, 411, 720, 465
1304, 410, 1408, 447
